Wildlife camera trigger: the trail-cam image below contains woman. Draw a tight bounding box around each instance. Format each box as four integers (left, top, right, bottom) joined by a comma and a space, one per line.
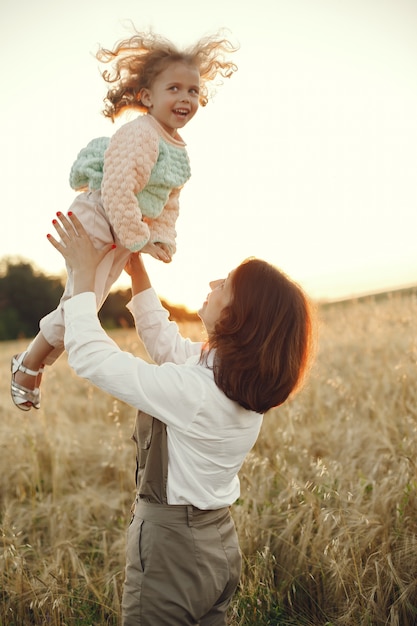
47, 212, 314, 626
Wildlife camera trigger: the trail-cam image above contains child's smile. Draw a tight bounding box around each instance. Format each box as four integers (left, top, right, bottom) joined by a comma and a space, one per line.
141, 61, 200, 136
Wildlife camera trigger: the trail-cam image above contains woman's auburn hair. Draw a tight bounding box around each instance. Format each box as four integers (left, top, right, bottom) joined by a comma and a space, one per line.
202, 258, 315, 414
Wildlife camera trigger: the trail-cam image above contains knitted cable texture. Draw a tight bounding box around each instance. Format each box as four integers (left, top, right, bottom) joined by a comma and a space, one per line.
101, 119, 158, 251
69, 116, 191, 253
69, 137, 109, 191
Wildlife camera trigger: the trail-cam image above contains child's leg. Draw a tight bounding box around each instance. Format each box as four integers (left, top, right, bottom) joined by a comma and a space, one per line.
11, 190, 130, 410
13, 332, 54, 392
11, 332, 55, 410
68, 189, 131, 307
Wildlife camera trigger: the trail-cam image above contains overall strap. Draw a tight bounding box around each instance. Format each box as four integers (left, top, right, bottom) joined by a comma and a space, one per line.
131, 411, 168, 505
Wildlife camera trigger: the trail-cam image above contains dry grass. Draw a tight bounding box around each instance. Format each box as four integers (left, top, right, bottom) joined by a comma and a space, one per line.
1, 293, 417, 625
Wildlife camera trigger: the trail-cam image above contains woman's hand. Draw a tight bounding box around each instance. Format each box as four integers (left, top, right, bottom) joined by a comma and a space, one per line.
47, 211, 116, 294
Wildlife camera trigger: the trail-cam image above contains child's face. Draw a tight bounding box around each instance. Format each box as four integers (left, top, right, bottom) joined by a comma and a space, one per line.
141, 61, 200, 136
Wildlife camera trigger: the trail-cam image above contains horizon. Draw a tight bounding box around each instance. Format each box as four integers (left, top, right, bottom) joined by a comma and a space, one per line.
3, 251, 416, 312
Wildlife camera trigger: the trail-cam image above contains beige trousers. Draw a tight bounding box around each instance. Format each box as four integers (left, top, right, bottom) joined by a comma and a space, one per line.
122, 412, 242, 625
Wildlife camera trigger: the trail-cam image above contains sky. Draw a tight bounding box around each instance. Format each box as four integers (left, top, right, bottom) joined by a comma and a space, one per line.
2, 0, 417, 310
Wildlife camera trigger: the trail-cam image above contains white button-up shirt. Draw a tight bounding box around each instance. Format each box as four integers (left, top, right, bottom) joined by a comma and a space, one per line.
64, 289, 263, 509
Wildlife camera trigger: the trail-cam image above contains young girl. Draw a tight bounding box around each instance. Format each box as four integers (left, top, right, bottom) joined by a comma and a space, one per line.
11, 30, 237, 411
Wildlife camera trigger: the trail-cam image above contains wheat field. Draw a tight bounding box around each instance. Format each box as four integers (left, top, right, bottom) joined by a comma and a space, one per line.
1, 292, 417, 625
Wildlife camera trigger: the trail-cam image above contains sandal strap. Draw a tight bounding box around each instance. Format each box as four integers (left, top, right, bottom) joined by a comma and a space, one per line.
11, 380, 40, 410
12, 352, 39, 377
12, 380, 40, 399
17, 363, 39, 377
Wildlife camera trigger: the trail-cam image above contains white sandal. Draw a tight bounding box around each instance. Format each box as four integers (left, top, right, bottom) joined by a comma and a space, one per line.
11, 352, 42, 411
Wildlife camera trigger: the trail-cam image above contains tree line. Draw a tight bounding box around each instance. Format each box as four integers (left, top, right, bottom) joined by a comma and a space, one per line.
0, 257, 198, 341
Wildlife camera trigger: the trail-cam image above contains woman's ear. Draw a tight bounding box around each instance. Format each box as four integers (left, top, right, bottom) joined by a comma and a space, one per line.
140, 88, 152, 108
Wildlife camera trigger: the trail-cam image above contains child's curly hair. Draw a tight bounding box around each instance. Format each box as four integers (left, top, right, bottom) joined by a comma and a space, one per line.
96, 29, 238, 120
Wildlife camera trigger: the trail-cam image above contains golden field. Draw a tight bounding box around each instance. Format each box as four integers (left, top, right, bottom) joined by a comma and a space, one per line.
1, 291, 417, 625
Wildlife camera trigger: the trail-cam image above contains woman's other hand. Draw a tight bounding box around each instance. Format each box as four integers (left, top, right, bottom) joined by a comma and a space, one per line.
124, 253, 152, 295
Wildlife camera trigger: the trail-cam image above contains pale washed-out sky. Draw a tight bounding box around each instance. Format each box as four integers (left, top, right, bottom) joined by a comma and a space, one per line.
2, 0, 417, 309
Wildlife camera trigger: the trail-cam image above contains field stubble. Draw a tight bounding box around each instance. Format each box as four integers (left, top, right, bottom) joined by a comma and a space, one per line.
1, 295, 417, 625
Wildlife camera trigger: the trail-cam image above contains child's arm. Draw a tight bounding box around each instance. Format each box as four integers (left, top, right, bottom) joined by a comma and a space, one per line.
147, 187, 181, 259
101, 119, 159, 252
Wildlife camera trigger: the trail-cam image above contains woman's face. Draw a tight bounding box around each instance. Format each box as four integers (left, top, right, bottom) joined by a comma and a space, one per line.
198, 271, 235, 334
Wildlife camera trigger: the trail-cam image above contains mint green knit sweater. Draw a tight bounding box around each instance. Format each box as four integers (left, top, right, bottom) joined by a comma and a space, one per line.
69, 115, 191, 253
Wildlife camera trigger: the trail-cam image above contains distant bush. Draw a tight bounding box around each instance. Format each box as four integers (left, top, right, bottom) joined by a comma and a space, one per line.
99, 290, 199, 329
0, 257, 63, 340
0, 257, 198, 340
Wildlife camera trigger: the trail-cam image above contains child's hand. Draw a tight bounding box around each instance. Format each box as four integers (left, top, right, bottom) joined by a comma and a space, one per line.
141, 241, 172, 263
